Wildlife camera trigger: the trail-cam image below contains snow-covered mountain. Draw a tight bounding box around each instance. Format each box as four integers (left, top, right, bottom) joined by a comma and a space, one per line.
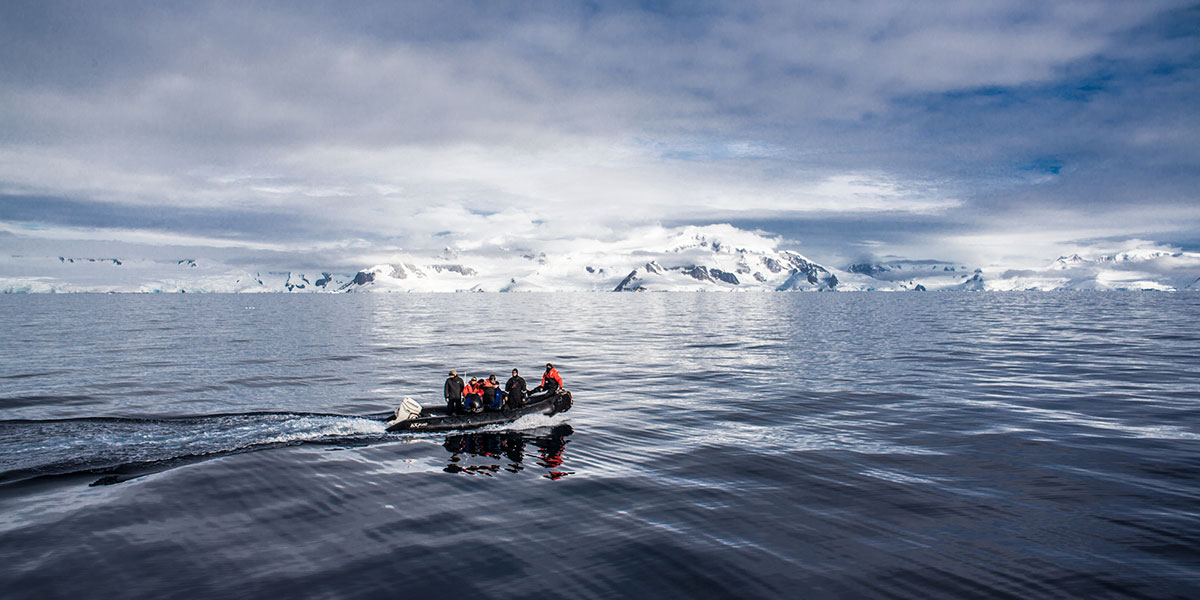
3, 227, 1197, 293
840, 260, 976, 291
839, 247, 1200, 292
349, 226, 841, 292
983, 249, 1200, 291
0, 254, 358, 293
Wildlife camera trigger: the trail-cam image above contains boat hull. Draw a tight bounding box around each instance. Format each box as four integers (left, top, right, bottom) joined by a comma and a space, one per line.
386, 389, 573, 432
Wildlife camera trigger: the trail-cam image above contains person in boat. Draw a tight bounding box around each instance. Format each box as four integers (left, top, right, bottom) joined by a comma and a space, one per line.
529, 363, 563, 400
505, 368, 527, 408
464, 377, 484, 412
444, 370, 465, 413
482, 375, 504, 411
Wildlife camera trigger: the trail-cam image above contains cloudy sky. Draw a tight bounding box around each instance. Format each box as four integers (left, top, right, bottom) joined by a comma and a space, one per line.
1, 0, 1197, 269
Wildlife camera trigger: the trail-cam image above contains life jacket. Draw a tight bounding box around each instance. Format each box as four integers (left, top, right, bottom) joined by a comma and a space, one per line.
542, 368, 563, 389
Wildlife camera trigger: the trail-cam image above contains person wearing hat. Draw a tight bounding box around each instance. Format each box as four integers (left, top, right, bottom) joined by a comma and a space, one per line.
482, 375, 503, 411
464, 377, 484, 412
444, 370, 465, 413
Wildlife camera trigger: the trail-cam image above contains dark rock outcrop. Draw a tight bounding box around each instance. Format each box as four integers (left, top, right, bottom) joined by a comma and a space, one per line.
762, 257, 785, 273
954, 271, 985, 291
676, 265, 740, 285
430, 264, 478, 276
680, 265, 708, 282
711, 268, 740, 285
614, 270, 641, 291
848, 263, 890, 276
342, 271, 375, 289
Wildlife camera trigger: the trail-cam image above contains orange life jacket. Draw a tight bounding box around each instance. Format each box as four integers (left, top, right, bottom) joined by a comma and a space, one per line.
542, 368, 563, 388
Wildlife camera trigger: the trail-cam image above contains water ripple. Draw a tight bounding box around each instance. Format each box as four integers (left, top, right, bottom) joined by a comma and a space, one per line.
0, 292, 1197, 599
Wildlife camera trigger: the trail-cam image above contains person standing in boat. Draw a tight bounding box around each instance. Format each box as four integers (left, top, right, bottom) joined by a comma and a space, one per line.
505, 368, 527, 408
444, 370, 465, 413
530, 363, 563, 399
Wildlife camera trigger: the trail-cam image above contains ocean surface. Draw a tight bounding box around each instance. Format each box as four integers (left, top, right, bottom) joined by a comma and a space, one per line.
1, 292, 1198, 599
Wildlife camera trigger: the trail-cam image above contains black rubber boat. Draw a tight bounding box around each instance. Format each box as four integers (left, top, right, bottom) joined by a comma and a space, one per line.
385, 389, 573, 432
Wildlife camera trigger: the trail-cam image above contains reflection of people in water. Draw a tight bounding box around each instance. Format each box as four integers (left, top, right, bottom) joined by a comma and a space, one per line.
534, 427, 571, 480
442, 424, 574, 478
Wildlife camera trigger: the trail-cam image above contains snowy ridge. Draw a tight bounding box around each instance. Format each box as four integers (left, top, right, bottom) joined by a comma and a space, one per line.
0, 255, 358, 294
344, 228, 842, 292
3, 226, 1198, 293
840, 260, 976, 291
843, 246, 1200, 292
987, 248, 1200, 291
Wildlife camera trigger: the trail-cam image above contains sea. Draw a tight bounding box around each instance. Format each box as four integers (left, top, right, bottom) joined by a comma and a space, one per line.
1, 292, 1197, 599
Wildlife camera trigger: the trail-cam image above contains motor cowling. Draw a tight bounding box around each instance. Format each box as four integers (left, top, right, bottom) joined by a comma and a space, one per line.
391, 397, 423, 423
553, 390, 573, 413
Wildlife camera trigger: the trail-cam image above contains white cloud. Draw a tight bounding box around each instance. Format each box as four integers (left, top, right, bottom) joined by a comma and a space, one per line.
0, 0, 1195, 269
0, 221, 293, 252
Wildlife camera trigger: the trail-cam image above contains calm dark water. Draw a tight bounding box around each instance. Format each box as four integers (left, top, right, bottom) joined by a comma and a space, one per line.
1, 292, 1198, 599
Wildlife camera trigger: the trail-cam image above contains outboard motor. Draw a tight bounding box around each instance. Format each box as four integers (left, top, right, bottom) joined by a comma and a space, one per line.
390, 397, 423, 424
553, 390, 573, 413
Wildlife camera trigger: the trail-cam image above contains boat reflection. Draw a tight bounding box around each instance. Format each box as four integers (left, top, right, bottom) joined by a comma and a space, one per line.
442, 424, 574, 479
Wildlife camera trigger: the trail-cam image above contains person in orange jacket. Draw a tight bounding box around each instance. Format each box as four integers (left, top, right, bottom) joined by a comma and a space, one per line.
530, 363, 563, 400
463, 377, 484, 412
481, 375, 503, 411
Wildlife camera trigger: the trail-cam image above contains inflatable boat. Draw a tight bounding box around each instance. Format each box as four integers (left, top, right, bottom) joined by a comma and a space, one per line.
385, 389, 573, 432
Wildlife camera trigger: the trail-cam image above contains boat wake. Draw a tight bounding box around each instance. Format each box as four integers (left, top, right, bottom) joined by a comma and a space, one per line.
0, 412, 391, 487
474, 412, 570, 433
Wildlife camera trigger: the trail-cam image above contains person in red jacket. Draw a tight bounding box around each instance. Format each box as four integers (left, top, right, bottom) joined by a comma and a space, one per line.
530, 363, 563, 400
463, 377, 484, 412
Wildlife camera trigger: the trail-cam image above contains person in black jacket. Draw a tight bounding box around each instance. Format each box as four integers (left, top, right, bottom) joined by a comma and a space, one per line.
482, 375, 503, 411
505, 368, 527, 408
444, 370, 465, 413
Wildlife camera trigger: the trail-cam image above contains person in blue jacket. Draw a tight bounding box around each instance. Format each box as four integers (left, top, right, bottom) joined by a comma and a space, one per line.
482, 375, 505, 411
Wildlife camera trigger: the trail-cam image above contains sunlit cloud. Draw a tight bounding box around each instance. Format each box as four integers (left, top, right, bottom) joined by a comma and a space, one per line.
0, 0, 1196, 270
